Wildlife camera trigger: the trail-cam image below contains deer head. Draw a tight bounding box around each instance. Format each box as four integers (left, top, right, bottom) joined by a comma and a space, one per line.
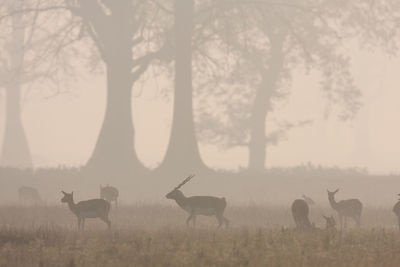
327, 189, 339, 200
61, 191, 73, 203
165, 174, 195, 199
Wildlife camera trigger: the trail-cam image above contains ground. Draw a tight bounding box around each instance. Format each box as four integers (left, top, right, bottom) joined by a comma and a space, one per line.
0, 205, 399, 266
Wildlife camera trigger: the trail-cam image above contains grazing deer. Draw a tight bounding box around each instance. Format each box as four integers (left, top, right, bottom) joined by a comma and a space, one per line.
302, 194, 315, 205
327, 189, 362, 230
18, 186, 41, 204
291, 199, 312, 231
100, 185, 119, 207
392, 194, 400, 230
61, 191, 111, 230
165, 174, 229, 228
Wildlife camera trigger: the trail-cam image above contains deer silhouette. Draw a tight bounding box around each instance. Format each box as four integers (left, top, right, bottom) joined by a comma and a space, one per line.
327, 189, 362, 230
166, 174, 229, 228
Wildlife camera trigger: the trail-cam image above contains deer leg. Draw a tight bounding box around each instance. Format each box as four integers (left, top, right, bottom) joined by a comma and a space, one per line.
82, 218, 85, 230
397, 215, 400, 230
77, 218, 81, 230
339, 214, 343, 231
216, 214, 223, 228
354, 215, 361, 227
344, 216, 347, 229
186, 214, 194, 227
192, 215, 197, 228
223, 216, 229, 227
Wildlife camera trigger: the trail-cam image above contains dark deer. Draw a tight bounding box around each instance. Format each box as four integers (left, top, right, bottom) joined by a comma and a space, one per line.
327, 189, 362, 230
61, 191, 111, 230
393, 194, 400, 230
291, 199, 312, 231
100, 185, 119, 207
165, 174, 229, 228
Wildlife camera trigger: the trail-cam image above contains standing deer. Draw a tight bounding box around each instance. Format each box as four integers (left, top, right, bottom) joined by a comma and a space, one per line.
327, 189, 362, 230
61, 191, 111, 230
392, 194, 400, 230
165, 174, 229, 228
291, 199, 312, 231
100, 185, 119, 207
302, 194, 315, 205
18, 186, 41, 204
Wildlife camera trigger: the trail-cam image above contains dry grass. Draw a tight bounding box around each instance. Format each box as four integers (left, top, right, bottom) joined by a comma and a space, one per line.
0, 205, 400, 266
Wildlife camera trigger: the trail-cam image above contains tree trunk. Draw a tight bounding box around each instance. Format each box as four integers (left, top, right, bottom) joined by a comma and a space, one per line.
247, 32, 285, 171
1, 85, 33, 168
85, 61, 144, 175
1, 0, 33, 168
158, 0, 205, 175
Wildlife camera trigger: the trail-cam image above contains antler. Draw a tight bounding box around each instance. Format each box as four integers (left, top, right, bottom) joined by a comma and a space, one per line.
173, 174, 195, 191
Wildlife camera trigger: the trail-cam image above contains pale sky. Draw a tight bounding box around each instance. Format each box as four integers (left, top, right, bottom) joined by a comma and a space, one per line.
0, 48, 399, 174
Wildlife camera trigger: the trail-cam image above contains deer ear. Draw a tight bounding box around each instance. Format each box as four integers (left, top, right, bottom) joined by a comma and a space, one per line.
61, 191, 66, 195
334, 189, 339, 193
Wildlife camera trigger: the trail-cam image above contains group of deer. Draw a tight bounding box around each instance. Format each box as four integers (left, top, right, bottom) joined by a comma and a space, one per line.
23, 174, 400, 231
60, 174, 229, 230
292, 189, 363, 231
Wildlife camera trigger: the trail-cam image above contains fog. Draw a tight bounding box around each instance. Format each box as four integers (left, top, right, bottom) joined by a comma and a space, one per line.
0, 0, 399, 205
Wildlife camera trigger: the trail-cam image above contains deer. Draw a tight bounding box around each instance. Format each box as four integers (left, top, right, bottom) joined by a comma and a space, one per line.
61, 191, 111, 230
18, 186, 41, 204
165, 174, 229, 228
302, 194, 315, 205
322, 215, 336, 230
100, 184, 119, 208
392, 194, 400, 230
291, 199, 313, 231
327, 189, 362, 230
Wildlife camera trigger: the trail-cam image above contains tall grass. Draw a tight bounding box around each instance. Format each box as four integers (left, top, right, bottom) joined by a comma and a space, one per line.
0, 204, 399, 266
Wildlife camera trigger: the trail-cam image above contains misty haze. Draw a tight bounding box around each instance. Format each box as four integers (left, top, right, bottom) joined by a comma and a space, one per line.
1, 0, 400, 266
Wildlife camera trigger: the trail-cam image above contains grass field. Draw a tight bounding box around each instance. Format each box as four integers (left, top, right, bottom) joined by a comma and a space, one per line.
0, 204, 400, 266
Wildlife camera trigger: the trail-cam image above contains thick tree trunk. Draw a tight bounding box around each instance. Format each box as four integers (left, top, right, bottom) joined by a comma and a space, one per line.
247, 32, 285, 171
248, 79, 270, 171
85, 61, 144, 175
1, 85, 33, 168
1, 0, 33, 168
158, 0, 205, 175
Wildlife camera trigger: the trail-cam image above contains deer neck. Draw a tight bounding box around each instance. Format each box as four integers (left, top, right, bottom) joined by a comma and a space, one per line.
328, 196, 339, 210
173, 193, 188, 210
67, 200, 78, 214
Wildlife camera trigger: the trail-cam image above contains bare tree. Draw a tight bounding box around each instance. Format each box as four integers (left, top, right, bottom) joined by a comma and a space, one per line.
0, 0, 33, 168
195, 0, 399, 172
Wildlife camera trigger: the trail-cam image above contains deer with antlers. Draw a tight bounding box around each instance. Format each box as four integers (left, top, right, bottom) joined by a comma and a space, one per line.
165, 174, 229, 228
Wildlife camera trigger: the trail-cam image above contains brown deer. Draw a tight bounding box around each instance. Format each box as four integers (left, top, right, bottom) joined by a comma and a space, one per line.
100, 185, 119, 207
18, 186, 41, 204
291, 199, 312, 231
327, 189, 362, 230
392, 194, 400, 230
61, 191, 111, 230
165, 174, 229, 228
